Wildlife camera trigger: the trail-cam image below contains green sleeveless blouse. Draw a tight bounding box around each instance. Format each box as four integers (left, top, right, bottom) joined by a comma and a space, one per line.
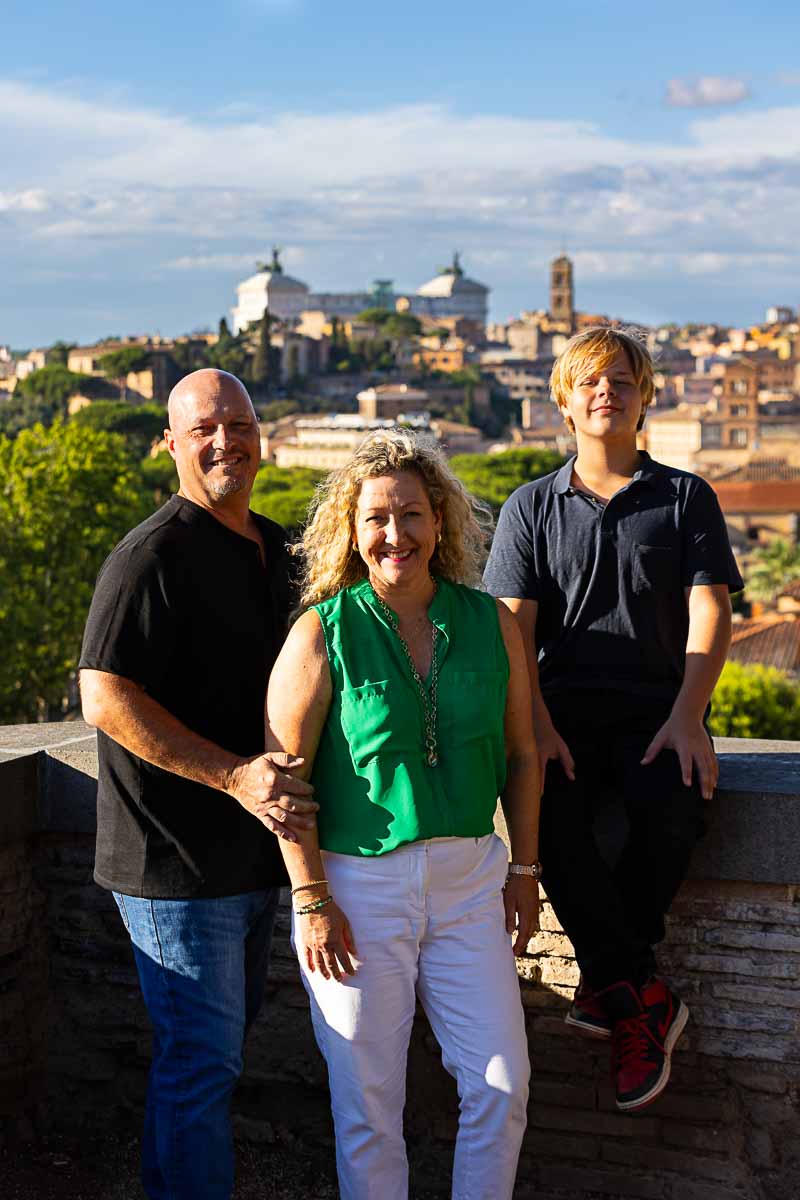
311, 576, 508, 856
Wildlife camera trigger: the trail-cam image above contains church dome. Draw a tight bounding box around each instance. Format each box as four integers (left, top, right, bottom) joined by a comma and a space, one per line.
417, 253, 488, 298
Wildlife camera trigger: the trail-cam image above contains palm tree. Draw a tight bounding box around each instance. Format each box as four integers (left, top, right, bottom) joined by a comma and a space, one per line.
745, 538, 800, 603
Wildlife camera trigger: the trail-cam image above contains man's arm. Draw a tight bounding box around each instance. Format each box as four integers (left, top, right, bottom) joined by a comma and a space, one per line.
641, 583, 732, 799
498, 597, 575, 787
80, 669, 317, 842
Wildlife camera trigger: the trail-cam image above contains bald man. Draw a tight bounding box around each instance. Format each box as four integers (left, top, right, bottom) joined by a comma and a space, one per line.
79, 370, 317, 1200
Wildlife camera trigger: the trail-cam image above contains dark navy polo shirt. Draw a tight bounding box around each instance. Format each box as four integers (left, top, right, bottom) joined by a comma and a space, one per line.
483, 453, 743, 703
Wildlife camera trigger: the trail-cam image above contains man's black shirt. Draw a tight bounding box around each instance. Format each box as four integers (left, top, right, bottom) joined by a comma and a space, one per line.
483, 454, 743, 703
79, 495, 293, 898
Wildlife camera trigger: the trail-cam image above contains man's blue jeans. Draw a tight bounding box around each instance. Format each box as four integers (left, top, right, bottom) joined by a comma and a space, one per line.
112, 888, 280, 1200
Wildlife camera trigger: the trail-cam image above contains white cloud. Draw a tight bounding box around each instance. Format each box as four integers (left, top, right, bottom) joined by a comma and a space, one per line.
2, 78, 800, 338
665, 76, 750, 109
0, 188, 48, 212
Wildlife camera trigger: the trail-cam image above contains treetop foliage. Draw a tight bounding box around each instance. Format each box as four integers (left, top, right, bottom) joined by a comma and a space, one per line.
708, 661, 800, 740
0, 421, 152, 723
450, 448, 565, 511
249, 463, 324, 534
97, 347, 152, 379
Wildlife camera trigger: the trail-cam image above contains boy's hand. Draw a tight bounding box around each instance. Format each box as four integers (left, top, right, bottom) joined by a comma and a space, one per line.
533, 712, 576, 789
641, 713, 718, 800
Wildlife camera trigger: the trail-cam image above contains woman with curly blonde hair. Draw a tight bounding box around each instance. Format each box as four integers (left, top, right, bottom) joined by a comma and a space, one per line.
267, 428, 540, 1200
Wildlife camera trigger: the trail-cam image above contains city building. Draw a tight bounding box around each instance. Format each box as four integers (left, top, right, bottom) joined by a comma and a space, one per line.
411, 253, 489, 326
549, 255, 574, 330
357, 384, 429, 421
231, 250, 490, 334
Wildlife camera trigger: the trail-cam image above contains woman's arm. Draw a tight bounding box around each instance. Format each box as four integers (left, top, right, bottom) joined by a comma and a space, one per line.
266, 610, 358, 980
496, 600, 542, 955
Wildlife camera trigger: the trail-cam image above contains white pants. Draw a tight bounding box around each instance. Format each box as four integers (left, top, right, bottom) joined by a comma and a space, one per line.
293, 834, 530, 1200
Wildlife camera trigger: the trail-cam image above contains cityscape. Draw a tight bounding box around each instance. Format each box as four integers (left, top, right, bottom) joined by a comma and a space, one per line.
3, 246, 799, 721
2, 3, 800, 1196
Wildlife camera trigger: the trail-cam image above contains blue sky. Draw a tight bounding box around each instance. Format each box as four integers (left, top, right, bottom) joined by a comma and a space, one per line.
3, 0, 800, 345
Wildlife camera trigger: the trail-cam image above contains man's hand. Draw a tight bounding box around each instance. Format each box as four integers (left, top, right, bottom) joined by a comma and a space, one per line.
533, 711, 575, 790
503, 875, 541, 956
225, 752, 318, 842
641, 712, 718, 800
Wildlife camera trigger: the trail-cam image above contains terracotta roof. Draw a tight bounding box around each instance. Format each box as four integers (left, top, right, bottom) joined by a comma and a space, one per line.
712, 481, 800, 513
729, 616, 800, 671
778, 579, 800, 601
714, 458, 800, 483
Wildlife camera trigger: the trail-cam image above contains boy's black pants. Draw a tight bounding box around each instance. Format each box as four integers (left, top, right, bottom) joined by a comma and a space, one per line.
539, 692, 707, 992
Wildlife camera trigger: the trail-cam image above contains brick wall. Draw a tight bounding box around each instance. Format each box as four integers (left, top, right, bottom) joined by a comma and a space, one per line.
1, 727, 799, 1199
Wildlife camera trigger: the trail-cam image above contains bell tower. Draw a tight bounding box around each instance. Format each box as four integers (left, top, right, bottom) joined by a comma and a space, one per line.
550, 255, 574, 328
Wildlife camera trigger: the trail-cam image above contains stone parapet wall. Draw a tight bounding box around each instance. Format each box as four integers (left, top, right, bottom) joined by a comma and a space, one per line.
1, 723, 799, 1198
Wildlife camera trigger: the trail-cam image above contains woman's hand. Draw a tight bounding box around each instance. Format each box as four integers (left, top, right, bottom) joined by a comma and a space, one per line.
503, 875, 541, 957
298, 901, 359, 981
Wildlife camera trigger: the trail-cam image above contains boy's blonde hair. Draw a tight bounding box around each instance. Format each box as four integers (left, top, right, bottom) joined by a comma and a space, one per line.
550, 326, 655, 433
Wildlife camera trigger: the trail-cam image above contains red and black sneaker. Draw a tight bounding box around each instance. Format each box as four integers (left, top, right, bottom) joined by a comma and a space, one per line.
564, 976, 613, 1040
598, 977, 688, 1112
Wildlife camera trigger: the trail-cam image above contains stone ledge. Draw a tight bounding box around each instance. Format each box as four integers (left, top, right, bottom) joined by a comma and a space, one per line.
1, 723, 799, 884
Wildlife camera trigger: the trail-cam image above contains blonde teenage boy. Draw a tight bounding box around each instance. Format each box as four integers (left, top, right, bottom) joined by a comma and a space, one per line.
484, 327, 742, 1113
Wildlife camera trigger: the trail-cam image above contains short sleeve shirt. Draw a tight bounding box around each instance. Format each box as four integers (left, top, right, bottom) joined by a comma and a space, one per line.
79, 495, 293, 898
483, 453, 743, 703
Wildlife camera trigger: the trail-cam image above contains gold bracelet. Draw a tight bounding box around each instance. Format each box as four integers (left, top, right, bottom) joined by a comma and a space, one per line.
290, 879, 329, 896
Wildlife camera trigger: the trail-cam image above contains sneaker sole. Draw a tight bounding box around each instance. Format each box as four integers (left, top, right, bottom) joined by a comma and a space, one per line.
615, 1000, 689, 1112
564, 1012, 613, 1040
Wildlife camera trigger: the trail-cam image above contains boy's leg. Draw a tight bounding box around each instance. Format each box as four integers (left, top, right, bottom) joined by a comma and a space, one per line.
539, 752, 651, 992
613, 718, 707, 980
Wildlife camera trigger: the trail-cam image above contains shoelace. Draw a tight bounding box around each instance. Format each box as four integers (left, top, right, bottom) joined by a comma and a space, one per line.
612, 1014, 653, 1075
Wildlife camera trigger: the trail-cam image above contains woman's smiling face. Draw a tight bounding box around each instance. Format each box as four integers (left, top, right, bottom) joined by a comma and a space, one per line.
354, 470, 441, 595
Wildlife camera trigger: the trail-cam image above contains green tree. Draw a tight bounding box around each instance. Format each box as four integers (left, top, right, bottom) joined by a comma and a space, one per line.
745, 539, 800, 603
356, 307, 393, 326
71, 401, 166, 459
708, 661, 800, 740
16, 364, 91, 410
383, 313, 422, 340
250, 310, 275, 392
208, 323, 250, 378
140, 449, 179, 502
249, 464, 324, 534
47, 340, 76, 366
97, 347, 152, 400
0, 366, 92, 436
0, 421, 152, 722
450, 448, 565, 512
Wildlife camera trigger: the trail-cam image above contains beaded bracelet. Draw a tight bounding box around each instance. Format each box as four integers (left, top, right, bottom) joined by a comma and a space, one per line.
295, 894, 333, 916
291, 879, 329, 896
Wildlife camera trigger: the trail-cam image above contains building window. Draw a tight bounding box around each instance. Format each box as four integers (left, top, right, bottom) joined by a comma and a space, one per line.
730, 404, 749, 417
730, 428, 749, 446
729, 379, 749, 395
702, 424, 722, 447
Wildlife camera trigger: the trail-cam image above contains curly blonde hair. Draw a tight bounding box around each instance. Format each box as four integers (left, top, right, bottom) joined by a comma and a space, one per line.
296, 429, 494, 609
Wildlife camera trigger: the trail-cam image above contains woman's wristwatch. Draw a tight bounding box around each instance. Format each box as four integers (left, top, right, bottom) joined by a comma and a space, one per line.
507, 861, 542, 881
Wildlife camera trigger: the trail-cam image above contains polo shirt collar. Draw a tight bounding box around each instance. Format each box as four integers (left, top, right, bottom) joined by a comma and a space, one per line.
553, 457, 576, 494
554, 451, 663, 495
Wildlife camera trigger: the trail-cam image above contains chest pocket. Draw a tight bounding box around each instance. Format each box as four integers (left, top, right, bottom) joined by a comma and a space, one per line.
339, 680, 419, 768
437, 670, 507, 746
632, 545, 675, 594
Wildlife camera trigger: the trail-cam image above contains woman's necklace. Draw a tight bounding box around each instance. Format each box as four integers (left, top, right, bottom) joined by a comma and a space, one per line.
371, 585, 440, 767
